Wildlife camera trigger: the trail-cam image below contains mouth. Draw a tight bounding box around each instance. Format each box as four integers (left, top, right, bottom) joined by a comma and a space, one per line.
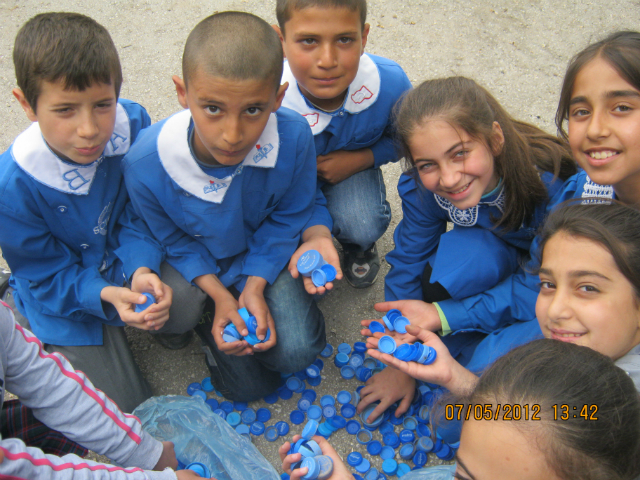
312, 76, 341, 85
549, 329, 586, 343
442, 181, 473, 198
76, 145, 103, 156
584, 148, 620, 165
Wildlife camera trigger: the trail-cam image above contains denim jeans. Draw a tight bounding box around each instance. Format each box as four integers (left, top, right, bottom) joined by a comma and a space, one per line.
196, 267, 326, 402
322, 168, 391, 251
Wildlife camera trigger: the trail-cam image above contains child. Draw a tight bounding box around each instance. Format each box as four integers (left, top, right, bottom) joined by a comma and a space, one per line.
0, 302, 200, 480
122, 12, 325, 401
275, 0, 413, 289
0, 12, 197, 414
281, 340, 640, 479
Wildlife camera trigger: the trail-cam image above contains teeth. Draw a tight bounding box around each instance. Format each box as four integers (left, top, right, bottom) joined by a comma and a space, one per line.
451, 183, 470, 194
555, 333, 583, 337
589, 151, 616, 160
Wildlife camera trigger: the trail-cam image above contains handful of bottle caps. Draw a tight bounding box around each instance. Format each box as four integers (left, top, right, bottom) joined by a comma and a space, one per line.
222, 308, 271, 345
296, 250, 337, 287
370, 309, 437, 365
289, 420, 334, 480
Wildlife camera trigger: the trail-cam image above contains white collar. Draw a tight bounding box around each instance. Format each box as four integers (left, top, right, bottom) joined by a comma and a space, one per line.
281, 53, 381, 135
10, 103, 132, 195
157, 109, 280, 204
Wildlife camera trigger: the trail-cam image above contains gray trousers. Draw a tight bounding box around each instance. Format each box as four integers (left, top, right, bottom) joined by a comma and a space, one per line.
5, 263, 206, 413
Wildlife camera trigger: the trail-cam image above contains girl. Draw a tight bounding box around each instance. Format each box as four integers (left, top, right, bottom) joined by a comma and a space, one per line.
280, 339, 640, 480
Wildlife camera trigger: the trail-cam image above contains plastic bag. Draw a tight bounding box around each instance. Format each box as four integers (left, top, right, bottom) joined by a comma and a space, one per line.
401, 465, 456, 479
133, 395, 280, 480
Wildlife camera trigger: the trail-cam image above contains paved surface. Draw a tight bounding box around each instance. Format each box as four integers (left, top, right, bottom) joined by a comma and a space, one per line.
0, 0, 638, 474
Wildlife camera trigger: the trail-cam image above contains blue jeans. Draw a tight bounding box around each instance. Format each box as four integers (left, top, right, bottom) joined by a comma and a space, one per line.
322, 168, 391, 251
196, 268, 326, 401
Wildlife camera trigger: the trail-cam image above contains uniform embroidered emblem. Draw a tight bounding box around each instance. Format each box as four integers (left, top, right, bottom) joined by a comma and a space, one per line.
93, 202, 113, 235
253, 143, 274, 163
303, 113, 320, 127
62, 169, 90, 191
109, 132, 128, 152
581, 176, 614, 204
203, 182, 228, 195
434, 189, 505, 227
351, 86, 373, 104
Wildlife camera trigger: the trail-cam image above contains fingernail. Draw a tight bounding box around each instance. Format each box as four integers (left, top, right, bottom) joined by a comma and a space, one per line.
258, 334, 265, 340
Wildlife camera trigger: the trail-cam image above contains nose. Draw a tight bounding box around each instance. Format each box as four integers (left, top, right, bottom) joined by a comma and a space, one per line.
439, 162, 462, 189
77, 110, 99, 139
222, 115, 243, 147
586, 108, 610, 141
544, 287, 572, 324
317, 43, 338, 69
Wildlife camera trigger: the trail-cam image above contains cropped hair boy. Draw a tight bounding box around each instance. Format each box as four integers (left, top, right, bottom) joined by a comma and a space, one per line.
275, 0, 412, 290
0, 12, 201, 414
122, 12, 326, 401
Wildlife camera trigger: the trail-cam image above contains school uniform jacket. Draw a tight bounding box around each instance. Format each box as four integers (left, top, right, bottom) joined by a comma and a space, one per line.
384, 171, 564, 302
122, 107, 316, 290
0, 302, 176, 480
281, 53, 412, 230
0, 100, 157, 346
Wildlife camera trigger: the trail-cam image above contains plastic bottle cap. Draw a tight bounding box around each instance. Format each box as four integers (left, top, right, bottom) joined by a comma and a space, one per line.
386, 309, 402, 322
302, 420, 319, 440
290, 410, 305, 425
389, 414, 404, 425
307, 405, 322, 420
399, 429, 415, 443
412, 451, 428, 467
235, 424, 250, 435
241, 408, 256, 424
322, 404, 336, 418
397, 463, 411, 476
416, 436, 434, 452
380, 445, 395, 460
348, 354, 364, 368
313, 358, 324, 370
286, 377, 305, 392
337, 343, 352, 355
222, 333, 240, 343
379, 421, 394, 434
320, 344, 334, 357
264, 392, 279, 404
306, 364, 321, 378
383, 432, 400, 448
320, 395, 335, 407
213, 409, 226, 419
279, 387, 294, 400
264, 426, 279, 442
382, 315, 395, 331
393, 316, 411, 334
307, 376, 322, 387
186, 382, 202, 396
357, 429, 373, 444
337, 390, 352, 404
340, 365, 356, 379
361, 404, 384, 428
366, 440, 383, 456
274, 421, 289, 436
298, 398, 311, 412
420, 346, 438, 366
355, 458, 371, 473
250, 421, 265, 436
297, 250, 324, 276
346, 420, 361, 435
378, 336, 397, 355
340, 404, 356, 418
393, 343, 414, 361
436, 444, 454, 460
368, 320, 386, 334
316, 422, 333, 438
347, 452, 363, 466
185, 462, 211, 478
255, 407, 271, 423
233, 401, 248, 412
311, 268, 327, 287
382, 459, 398, 475
191, 390, 207, 401
356, 366, 372, 382
226, 411, 241, 426
364, 468, 379, 480
402, 416, 417, 430
205, 398, 219, 411
328, 415, 346, 430
399, 443, 415, 460
220, 401, 234, 413
134, 292, 155, 313
334, 352, 350, 367
353, 341, 367, 353
320, 264, 337, 282
201, 377, 213, 392
300, 389, 316, 404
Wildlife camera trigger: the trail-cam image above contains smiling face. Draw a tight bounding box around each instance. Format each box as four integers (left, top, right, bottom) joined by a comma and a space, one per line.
277, 6, 369, 111
408, 120, 501, 210
13, 79, 117, 164
173, 70, 287, 166
568, 56, 640, 203
536, 232, 640, 360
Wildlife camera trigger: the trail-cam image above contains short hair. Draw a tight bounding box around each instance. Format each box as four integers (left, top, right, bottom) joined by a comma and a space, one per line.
182, 12, 283, 91
276, 0, 367, 33
13, 12, 122, 111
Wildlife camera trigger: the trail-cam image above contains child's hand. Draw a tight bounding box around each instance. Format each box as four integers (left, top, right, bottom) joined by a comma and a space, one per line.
101, 286, 155, 330
366, 325, 479, 396
239, 276, 277, 353
316, 149, 374, 184
211, 294, 253, 356
130, 267, 173, 330
356, 367, 416, 423
176, 470, 209, 479
289, 226, 343, 295
279, 435, 353, 480
374, 300, 443, 335
153, 441, 178, 471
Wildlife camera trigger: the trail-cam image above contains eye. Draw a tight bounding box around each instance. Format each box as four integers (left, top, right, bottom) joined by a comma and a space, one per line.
300, 38, 317, 46
539, 280, 556, 290
96, 101, 114, 109
570, 107, 590, 117
417, 162, 436, 172
338, 36, 355, 44
205, 106, 221, 115
614, 104, 633, 113
54, 107, 72, 114
246, 107, 262, 116
453, 149, 469, 158
578, 284, 600, 293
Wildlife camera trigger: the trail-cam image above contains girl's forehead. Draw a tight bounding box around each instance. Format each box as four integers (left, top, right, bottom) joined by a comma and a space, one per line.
572, 56, 640, 97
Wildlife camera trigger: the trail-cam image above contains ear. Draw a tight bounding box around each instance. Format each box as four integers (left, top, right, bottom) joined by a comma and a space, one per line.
12, 88, 37, 122
273, 82, 289, 112
490, 121, 505, 156
361, 23, 370, 52
172, 75, 189, 110
272, 25, 286, 58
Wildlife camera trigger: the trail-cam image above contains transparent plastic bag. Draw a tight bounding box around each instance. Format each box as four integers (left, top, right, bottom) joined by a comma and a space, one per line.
133, 395, 280, 480
401, 465, 456, 479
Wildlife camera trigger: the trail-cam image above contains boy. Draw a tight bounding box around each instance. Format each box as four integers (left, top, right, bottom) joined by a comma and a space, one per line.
122, 12, 325, 401
0, 13, 201, 413
275, 0, 412, 289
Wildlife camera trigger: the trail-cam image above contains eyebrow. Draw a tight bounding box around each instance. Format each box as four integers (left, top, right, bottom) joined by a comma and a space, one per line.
197, 97, 269, 108
569, 90, 640, 105
414, 141, 464, 163
538, 267, 611, 281
294, 30, 359, 37
454, 456, 476, 480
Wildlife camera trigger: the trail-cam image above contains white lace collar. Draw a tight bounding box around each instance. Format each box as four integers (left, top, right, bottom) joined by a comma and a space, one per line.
581, 175, 614, 204
434, 188, 506, 227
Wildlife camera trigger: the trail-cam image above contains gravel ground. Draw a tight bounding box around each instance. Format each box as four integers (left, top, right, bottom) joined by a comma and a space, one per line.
0, 0, 638, 475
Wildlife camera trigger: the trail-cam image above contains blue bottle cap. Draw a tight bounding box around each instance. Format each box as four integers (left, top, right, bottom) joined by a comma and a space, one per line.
320, 264, 337, 282
348, 354, 364, 368
320, 344, 334, 357
255, 407, 271, 423
382, 459, 398, 475
186, 382, 202, 396
389, 414, 404, 425
340, 365, 356, 380
235, 424, 250, 435
241, 408, 257, 424
201, 377, 213, 392
346, 419, 361, 435
364, 359, 379, 371
313, 358, 324, 370
393, 343, 414, 361
328, 415, 346, 430
402, 416, 417, 430
302, 419, 319, 440
337, 390, 352, 404
380, 446, 395, 460
223, 333, 241, 343
354, 341, 367, 353
393, 316, 411, 334
399, 429, 415, 443
264, 425, 279, 442
281, 474, 290, 480
185, 462, 211, 478
379, 421, 394, 434
286, 376, 305, 392
290, 410, 305, 425
420, 346, 438, 365
367, 439, 383, 456
244, 333, 261, 346
233, 401, 248, 412
386, 309, 402, 322
294, 369, 309, 380
364, 468, 379, 480
306, 364, 321, 379
306, 440, 324, 457
316, 422, 333, 438
412, 451, 428, 467
300, 389, 316, 403
399, 443, 415, 460
134, 292, 155, 313
368, 320, 386, 334
383, 432, 400, 448
382, 315, 395, 331
378, 336, 397, 355
297, 250, 324, 276
307, 375, 322, 387
416, 423, 431, 439
300, 457, 320, 479
337, 343, 352, 355
340, 403, 356, 418
311, 268, 327, 287
416, 436, 434, 452
298, 398, 311, 412
361, 404, 384, 428
264, 392, 279, 404
356, 366, 372, 382
227, 412, 241, 427
279, 387, 294, 400
322, 404, 336, 418
316, 394, 332, 406
250, 421, 265, 436
355, 458, 371, 473
357, 428, 373, 445
418, 405, 430, 423
220, 401, 233, 413
223, 324, 242, 339
192, 390, 207, 401
307, 405, 322, 420
334, 352, 349, 368
435, 444, 454, 460
347, 452, 363, 466
396, 463, 411, 476
205, 398, 219, 411
213, 409, 227, 419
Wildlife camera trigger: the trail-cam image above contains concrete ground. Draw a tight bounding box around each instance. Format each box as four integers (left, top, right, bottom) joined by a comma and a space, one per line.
0, 0, 637, 475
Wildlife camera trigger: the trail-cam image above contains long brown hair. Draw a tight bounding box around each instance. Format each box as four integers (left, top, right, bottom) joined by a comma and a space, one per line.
395, 77, 576, 232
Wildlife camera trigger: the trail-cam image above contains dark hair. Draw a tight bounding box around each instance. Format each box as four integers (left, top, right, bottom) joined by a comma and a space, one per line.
276, 0, 367, 33
466, 339, 640, 480
395, 77, 577, 232
536, 201, 640, 298
182, 12, 283, 91
13, 12, 122, 111
556, 31, 640, 139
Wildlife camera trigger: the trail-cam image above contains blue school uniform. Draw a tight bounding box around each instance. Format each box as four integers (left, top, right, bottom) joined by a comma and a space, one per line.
0, 100, 154, 346
385, 171, 564, 302
281, 53, 412, 230
121, 107, 317, 290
